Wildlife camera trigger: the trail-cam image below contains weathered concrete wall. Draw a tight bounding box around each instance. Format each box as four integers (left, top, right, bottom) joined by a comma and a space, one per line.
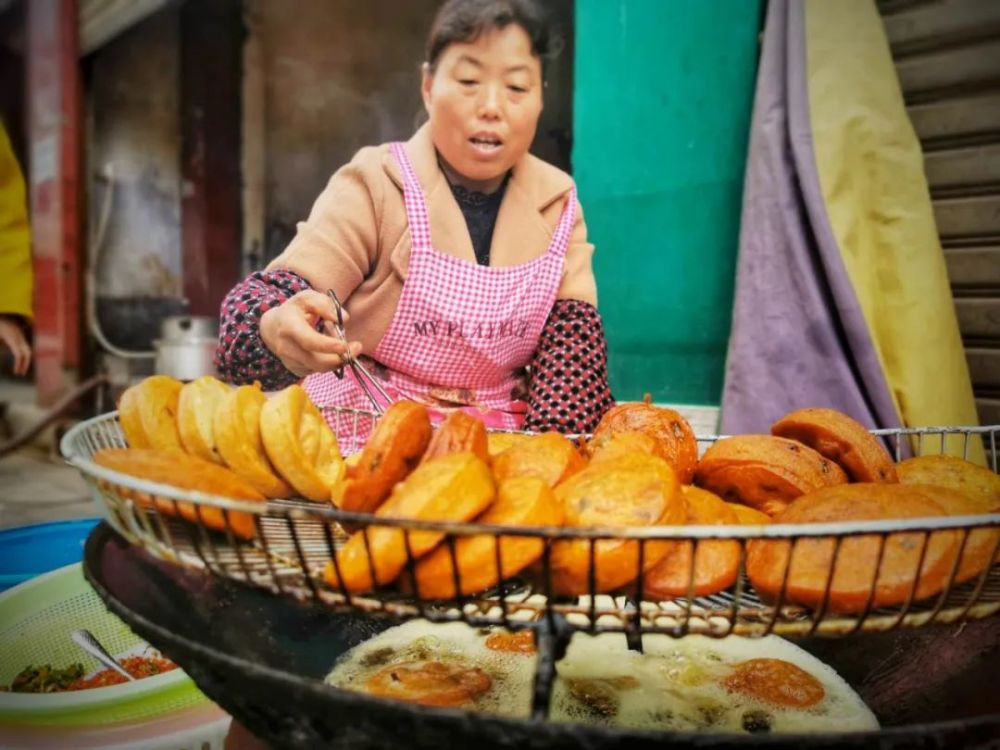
248, 0, 436, 259
88, 8, 181, 300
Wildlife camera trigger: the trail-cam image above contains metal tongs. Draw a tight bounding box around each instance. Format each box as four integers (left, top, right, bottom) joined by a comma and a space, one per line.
325, 288, 392, 416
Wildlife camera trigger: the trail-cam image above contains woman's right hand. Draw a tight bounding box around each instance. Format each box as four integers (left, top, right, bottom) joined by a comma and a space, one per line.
259, 289, 363, 378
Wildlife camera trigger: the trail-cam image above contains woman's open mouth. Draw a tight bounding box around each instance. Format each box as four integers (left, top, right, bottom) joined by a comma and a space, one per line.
468, 133, 503, 156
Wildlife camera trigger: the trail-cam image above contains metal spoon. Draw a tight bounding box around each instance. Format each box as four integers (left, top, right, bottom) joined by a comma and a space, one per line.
70, 629, 136, 682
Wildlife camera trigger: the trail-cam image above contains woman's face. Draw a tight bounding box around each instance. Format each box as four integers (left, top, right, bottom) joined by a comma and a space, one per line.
422, 24, 543, 193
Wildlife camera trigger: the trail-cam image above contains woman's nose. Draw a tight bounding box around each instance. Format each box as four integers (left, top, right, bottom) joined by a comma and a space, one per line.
477, 83, 502, 120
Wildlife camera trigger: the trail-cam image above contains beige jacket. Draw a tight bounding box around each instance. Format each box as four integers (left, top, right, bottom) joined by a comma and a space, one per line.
266, 123, 597, 354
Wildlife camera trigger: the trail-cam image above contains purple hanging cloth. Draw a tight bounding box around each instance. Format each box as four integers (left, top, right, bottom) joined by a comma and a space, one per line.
719, 0, 904, 441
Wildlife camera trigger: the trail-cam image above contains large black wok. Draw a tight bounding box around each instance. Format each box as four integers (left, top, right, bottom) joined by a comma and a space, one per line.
83, 523, 1000, 749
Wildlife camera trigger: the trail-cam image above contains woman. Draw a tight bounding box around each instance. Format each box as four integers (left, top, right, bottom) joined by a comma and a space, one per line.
217, 0, 613, 446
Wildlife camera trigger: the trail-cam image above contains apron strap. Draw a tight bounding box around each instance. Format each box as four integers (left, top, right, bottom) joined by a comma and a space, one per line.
389, 142, 433, 252
391, 141, 578, 261
547, 187, 577, 259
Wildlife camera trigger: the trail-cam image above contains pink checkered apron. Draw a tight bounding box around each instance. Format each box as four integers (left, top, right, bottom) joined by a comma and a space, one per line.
303, 142, 576, 452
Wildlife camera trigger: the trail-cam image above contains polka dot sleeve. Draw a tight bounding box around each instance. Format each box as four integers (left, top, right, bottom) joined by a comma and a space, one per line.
215, 269, 311, 389
522, 299, 615, 434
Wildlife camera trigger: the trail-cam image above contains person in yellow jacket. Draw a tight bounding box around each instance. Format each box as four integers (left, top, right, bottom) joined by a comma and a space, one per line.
0, 119, 32, 376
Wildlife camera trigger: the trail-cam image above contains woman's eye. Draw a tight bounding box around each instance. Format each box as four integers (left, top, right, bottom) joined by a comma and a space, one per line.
508, 85, 527, 94
458, 79, 478, 87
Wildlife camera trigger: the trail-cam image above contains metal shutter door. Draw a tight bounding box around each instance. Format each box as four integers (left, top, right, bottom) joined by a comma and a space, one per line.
880, 0, 1000, 425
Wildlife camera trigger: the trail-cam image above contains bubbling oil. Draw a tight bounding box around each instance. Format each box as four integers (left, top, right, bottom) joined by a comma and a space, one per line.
325, 621, 879, 734
326, 621, 537, 718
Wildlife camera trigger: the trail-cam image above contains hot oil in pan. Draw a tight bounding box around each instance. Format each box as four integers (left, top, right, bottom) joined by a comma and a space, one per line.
325, 619, 879, 734
550, 631, 877, 733
325, 621, 538, 717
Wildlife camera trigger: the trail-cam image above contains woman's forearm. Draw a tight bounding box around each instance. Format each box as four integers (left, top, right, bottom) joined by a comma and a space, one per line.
522, 299, 615, 434
215, 269, 312, 389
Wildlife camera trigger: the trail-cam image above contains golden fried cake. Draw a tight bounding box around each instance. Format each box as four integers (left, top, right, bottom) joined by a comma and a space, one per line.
260, 384, 345, 502
332, 400, 432, 514
587, 430, 659, 463
550, 452, 685, 595
412, 476, 563, 598
421, 410, 489, 466
644, 486, 740, 598
771, 407, 897, 483
176, 375, 231, 464
486, 431, 532, 459
324, 452, 495, 592
729, 503, 772, 525
722, 658, 826, 709
491, 431, 586, 488
745, 483, 960, 613
592, 402, 698, 484
903, 483, 999, 583
117, 375, 184, 451
213, 383, 293, 498
897, 454, 1000, 511
364, 661, 492, 708
93, 448, 264, 539
695, 435, 848, 516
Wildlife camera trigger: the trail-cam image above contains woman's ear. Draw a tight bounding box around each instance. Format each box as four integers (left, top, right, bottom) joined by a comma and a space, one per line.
420, 62, 434, 114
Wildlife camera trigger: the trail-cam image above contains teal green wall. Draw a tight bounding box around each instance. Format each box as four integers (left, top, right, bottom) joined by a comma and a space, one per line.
574, 0, 761, 405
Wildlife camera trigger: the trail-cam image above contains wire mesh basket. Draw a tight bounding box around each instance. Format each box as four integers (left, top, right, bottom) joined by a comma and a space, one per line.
60, 409, 1000, 643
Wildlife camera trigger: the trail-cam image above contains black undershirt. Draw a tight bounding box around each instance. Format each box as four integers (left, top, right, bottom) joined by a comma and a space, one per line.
447, 173, 510, 266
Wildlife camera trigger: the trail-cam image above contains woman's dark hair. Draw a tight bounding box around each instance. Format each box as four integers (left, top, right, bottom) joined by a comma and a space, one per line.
425, 0, 562, 78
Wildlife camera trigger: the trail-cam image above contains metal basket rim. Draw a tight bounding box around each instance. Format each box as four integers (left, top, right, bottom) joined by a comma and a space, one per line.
59, 410, 1000, 541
